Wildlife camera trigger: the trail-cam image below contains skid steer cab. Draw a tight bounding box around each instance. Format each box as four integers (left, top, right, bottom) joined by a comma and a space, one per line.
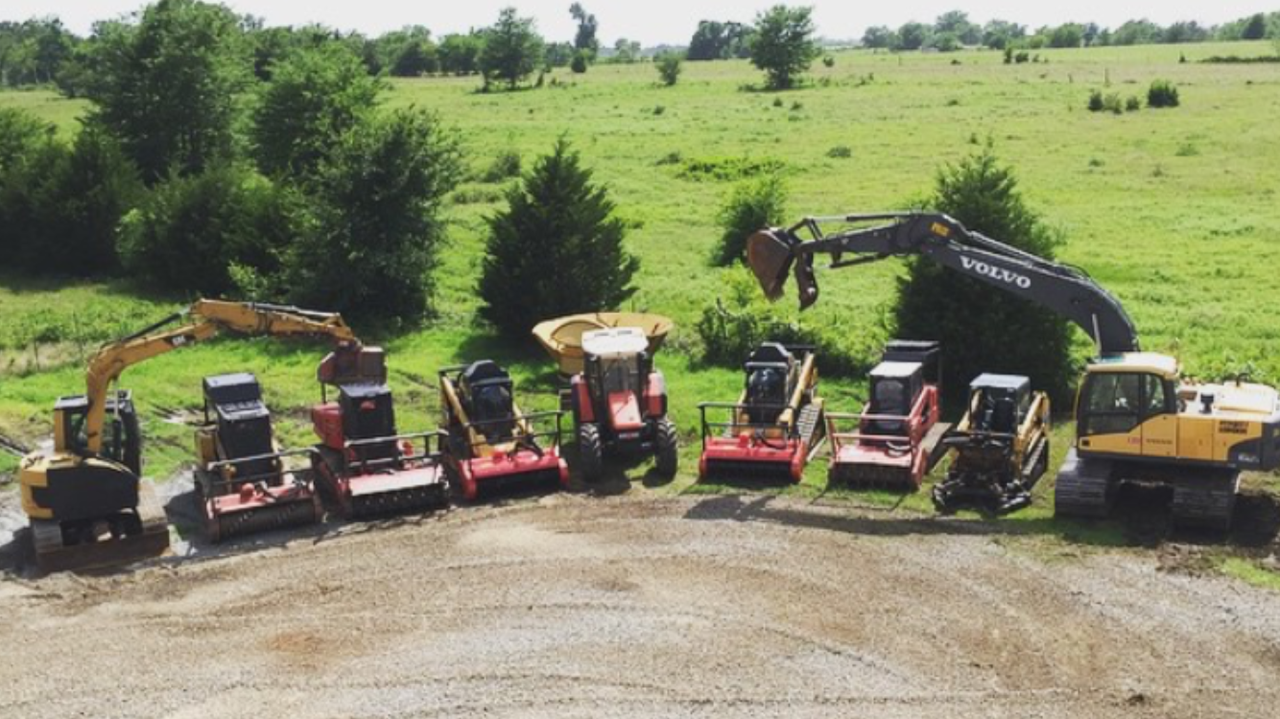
569, 328, 678, 482
310, 346, 449, 519
194, 373, 322, 543
439, 360, 570, 500
933, 374, 1050, 515
827, 340, 949, 491
698, 342, 825, 484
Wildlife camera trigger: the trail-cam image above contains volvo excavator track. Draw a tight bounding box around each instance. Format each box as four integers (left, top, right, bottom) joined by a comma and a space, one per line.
1052, 449, 1115, 518
1171, 470, 1239, 532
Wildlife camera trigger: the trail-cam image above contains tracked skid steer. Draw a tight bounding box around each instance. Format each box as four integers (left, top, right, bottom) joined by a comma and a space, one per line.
932, 374, 1051, 515
827, 341, 949, 491
439, 360, 569, 500
698, 343, 825, 483
310, 346, 449, 518
194, 373, 322, 542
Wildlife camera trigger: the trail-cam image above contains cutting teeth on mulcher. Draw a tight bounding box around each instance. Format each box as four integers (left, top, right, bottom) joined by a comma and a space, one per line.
829, 464, 917, 491
212, 498, 321, 542
349, 484, 450, 519
701, 459, 797, 484
468, 468, 566, 500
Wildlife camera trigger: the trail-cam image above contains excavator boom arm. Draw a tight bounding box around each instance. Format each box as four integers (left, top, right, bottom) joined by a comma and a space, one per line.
747, 212, 1139, 355
82, 300, 358, 455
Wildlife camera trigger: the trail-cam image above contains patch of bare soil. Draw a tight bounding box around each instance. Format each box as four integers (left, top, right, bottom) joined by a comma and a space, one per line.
1, 490, 1278, 718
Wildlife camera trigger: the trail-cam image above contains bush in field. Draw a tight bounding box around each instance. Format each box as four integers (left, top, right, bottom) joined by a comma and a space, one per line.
285, 109, 463, 322
570, 51, 589, 74
1125, 95, 1142, 112
1148, 79, 1180, 108
84, 0, 250, 183
0, 108, 54, 172
1103, 93, 1123, 114
748, 5, 820, 90
251, 42, 384, 180
894, 147, 1075, 406
0, 116, 142, 275
697, 266, 813, 366
119, 164, 293, 296
482, 149, 522, 182
479, 138, 638, 337
1087, 90, 1104, 112
656, 52, 682, 86
713, 173, 787, 266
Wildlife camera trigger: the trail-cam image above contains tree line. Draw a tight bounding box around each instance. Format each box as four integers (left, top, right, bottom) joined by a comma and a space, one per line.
0, 0, 649, 329
857, 10, 1280, 53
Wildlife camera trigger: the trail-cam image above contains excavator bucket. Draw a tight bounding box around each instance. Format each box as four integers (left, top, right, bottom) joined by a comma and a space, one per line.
747, 229, 819, 309
747, 230, 795, 301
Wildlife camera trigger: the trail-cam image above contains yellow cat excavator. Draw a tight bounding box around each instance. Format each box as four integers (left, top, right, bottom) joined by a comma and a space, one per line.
18, 300, 360, 572
748, 212, 1280, 530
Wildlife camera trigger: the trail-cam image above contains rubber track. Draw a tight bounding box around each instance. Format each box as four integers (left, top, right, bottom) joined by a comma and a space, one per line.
1053, 450, 1114, 518
1171, 471, 1239, 532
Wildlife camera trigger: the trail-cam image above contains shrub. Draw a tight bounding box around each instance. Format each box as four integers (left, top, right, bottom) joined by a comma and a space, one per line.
822, 55, 835, 68
1087, 90, 1105, 112
677, 155, 786, 182
119, 164, 293, 296
713, 173, 787, 266
1125, 95, 1142, 112
482, 149, 522, 182
894, 147, 1075, 406
1103, 93, 1123, 114
1015, 51, 1030, 64
285, 108, 463, 323
571, 51, 589, 74
653, 105, 666, 116
1148, 80, 1180, 108
656, 52, 682, 86
697, 266, 814, 366
826, 145, 852, 159
478, 138, 639, 337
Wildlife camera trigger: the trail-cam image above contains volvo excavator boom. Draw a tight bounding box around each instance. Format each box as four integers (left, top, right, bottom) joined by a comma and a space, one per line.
747, 212, 1139, 355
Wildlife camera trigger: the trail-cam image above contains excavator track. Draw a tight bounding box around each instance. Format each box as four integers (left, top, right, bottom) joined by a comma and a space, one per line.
1171, 470, 1239, 532
32, 481, 169, 574
1053, 449, 1115, 519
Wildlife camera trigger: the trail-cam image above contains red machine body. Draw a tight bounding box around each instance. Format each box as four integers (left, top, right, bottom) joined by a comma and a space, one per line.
827, 341, 949, 491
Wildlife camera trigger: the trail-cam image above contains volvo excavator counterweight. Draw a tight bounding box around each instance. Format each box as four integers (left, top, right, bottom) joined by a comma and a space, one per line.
749, 212, 1280, 529
19, 300, 361, 572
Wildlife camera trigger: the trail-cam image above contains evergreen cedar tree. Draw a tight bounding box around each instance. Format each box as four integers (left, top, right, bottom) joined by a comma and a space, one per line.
894, 149, 1075, 406
479, 139, 639, 337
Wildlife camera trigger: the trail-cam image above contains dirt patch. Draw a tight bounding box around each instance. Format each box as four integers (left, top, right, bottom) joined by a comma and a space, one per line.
2, 493, 1278, 718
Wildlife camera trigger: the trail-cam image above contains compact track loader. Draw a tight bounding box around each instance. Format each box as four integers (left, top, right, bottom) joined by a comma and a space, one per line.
932, 374, 1050, 514
698, 343, 825, 483
827, 341, 949, 490
569, 328, 678, 481
748, 211, 1280, 530
439, 360, 569, 500
310, 346, 449, 518
194, 373, 322, 542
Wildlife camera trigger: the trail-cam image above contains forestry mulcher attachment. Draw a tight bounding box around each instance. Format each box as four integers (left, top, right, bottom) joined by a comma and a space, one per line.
569, 328, 678, 481
194, 373, 322, 542
932, 374, 1051, 515
439, 360, 569, 500
19, 300, 360, 573
827, 340, 949, 490
748, 211, 1280, 530
698, 343, 825, 483
310, 346, 449, 518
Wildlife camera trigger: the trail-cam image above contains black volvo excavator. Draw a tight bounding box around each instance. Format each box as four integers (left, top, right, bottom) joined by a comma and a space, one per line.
748, 212, 1280, 529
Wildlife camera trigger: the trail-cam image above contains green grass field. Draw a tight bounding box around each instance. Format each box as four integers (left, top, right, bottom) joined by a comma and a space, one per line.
2, 41, 1279, 582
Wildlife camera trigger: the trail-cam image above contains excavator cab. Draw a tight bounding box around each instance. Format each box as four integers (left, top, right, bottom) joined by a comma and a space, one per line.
54, 391, 142, 476
743, 343, 796, 426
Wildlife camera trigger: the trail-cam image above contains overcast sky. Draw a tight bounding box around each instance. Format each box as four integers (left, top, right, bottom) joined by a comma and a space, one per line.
5, 1, 1275, 46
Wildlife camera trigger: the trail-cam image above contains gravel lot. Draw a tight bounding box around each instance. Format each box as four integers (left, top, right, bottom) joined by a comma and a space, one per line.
2, 488, 1279, 719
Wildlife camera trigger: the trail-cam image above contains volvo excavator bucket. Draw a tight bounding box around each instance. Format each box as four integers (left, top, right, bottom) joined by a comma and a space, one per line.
746, 229, 819, 309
